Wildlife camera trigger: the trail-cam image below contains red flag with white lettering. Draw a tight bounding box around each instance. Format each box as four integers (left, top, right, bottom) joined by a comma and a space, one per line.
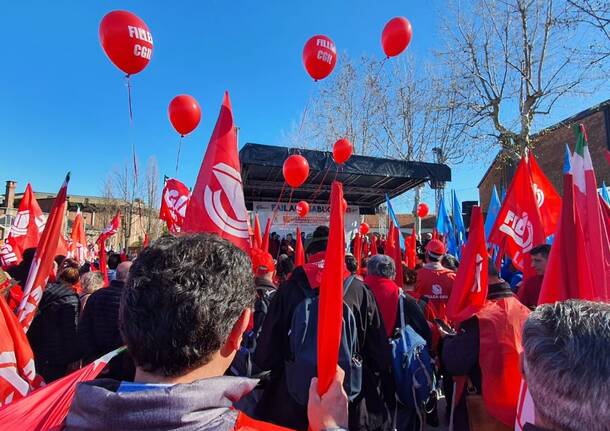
528, 154, 561, 237
182, 92, 250, 252
17, 174, 70, 332
67, 210, 88, 265
0, 184, 44, 269
97, 210, 121, 286
489, 156, 546, 272
159, 178, 190, 234
446, 206, 489, 322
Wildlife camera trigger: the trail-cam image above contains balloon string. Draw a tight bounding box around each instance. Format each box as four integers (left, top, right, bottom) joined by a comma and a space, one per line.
271, 182, 287, 225
125, 75, 134, 124
176, 136, 183, 175
309, 167, 332, 203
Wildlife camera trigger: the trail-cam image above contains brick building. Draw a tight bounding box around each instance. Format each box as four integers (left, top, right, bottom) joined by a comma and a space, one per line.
479, 99, 610, 212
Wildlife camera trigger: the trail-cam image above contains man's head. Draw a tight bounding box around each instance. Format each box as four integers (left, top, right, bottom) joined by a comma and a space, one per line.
107, 253, 122, 270
305, 225, 329, 257
529, 244, 551, 276
522, 300, 610, 431
425, 239, 445, 263
251, 247, 275, 282
116, 261, 132, 282
345, 254, 358, 275
120, 234, 254, 379
286, 233, 293, 242
367, 254, 396, 280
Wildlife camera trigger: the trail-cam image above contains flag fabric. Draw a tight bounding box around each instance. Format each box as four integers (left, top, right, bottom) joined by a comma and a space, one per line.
605, 149, 610, 167
97, 211, 121, 287
392, 227, 404, 286
489, 157, 546, 272
385, 194, 405, 251
362, 237, 370, 259
563, 144, 572, 174
484, 185, 502, 240
0, 347, 123, 430
317, 181, 345, 396
569, 124, 610, 299
537, 165, 594, 304
67, 209, 88, 265
182, 92, 250, 252
159, 178, 190, 234
601, 181, 610, 205
17, 174, 70, 332
261, 218, 272, 254
528, 153, 561, 237
405, 229, 416, 270
252, 214, 263, 249
0, 296, 39, 406
451, 190, 466, 253
353, 233, 362, 273
143, 233, 150, 248
294, 227, 305, 267
370, 235, 378, 256
0, 184, 45, 268
446, 206, 488, 323
436, 196, 458, 256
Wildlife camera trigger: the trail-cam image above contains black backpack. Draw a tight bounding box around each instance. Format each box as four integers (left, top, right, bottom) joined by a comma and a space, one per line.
284, 275, 362, 406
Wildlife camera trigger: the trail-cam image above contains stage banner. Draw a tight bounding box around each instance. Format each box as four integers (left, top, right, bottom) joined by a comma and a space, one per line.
253, 201, 360, 238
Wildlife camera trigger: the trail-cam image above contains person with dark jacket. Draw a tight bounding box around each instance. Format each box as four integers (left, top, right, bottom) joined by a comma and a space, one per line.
440, 264, 530, 430
78, 261, 134, 380
251, 248, 277, 335
253, 226, 394, 431
27, 259, 81, 382
365, 254, 432, 431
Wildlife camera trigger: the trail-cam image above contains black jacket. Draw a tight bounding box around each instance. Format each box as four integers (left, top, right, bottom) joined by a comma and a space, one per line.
393, 294, 433, 348
253, 277, 276, 336
27, 282, 80, 367
440, 281, 515, 431
253, 266, 394, 431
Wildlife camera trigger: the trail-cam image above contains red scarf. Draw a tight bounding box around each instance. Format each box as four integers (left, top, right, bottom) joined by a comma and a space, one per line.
364, 275, 400, 337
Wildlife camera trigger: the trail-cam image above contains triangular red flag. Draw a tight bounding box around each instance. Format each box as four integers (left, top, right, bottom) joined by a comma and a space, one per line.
317, 181, 345, 396
67, 210, 88, 265
0, 347, 123, 430
353, 233, 362, 273
253, 214, 263, 249
159, 178, 190, 234
97, 210, 121, 287
261, 218, 272, 254
143, 233, 150, 248
0, 184, 44, 268
446, 206, 489, 323
528, 154, 561, 237
489, 156, 546, 273
538, 171, 594, 304
182, 92, 250, 252
294, 227, 305, 267
17, 174, 70, 332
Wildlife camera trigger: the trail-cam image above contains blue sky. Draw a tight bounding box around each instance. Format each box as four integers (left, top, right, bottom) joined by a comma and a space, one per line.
1, 1, 606, 213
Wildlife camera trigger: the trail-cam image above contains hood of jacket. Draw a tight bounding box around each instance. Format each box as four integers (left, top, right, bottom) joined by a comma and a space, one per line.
63, 376, 258, 431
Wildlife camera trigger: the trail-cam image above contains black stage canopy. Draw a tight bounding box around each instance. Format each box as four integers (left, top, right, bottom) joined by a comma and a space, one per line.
239, 143, 451, 215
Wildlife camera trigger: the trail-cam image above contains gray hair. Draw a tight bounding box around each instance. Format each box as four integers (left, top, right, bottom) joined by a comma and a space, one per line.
80, 272, 104, 294
367, 255, 396, 280
522, 300, 610, 431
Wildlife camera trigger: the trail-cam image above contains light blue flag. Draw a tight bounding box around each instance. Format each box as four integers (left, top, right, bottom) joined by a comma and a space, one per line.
563, 144, 572, 175
452, 190, 466, 253
601, 181, 610, 205
436, 195, 458, 256
385, 194, 405, 251
484, 185, 501, 240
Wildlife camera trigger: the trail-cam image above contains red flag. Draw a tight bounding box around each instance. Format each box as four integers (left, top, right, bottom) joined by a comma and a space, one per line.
0, 347, 123, 430
295, 227, 305, 267
605, 149, 610, 167
528, 154, 561, 236
261, 218, 272, 253
353, 233, 362, 273
182, 92, 250, 252
67, 210, 88, 265
317, 181, 345, 396
538, 171, 594, 304
362, 237, 369, 259
159, 178, 190, 234
446, 206, 489, 323
489, 156, 546, 273
406, 229, 416, 270
0, 184, 44, 268
17, 174, 70, 332
0, 296, 39, 406
252, 214, 263, 249
370, 235, 378, 256
143, 233, 150, 248
393, 227, 404, 287
97, 211, 121, 287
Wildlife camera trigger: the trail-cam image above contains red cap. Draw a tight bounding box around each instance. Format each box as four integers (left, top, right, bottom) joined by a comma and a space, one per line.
425, 239, 446, 257
251, 248, 275, 275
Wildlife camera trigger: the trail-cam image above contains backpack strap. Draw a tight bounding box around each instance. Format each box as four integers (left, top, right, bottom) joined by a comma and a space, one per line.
398, 292, 406, 329
342, 275, 356, 296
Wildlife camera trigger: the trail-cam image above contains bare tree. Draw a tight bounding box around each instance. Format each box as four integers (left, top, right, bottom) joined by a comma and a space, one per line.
565, 0, 610, 65
440, 0, 606, 160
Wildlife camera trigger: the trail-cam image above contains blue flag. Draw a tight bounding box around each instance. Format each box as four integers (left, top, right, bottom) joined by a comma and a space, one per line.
436, 195, 458, 256
452, 190, 466, 254
563, 144, 572, 174
601, 181, 610, 205
385, 194, 405, 251
484, 185, 501, 240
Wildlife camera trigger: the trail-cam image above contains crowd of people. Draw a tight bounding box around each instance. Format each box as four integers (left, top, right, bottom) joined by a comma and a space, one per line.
0, 229, 608, 431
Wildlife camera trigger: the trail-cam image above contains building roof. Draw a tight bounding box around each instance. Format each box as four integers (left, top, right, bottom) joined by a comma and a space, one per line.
239, 143, 451, 215
477, 98, 610, 187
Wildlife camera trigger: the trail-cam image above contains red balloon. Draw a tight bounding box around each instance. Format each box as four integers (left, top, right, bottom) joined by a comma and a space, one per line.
417, 203, 429, 218
359, 223, 370, 235
283, 155, 310, 188
297, 201, 310, 218
302, 35, 337, 81
99, 10, 154, 75
169, 95, 202, 136
333, 138, 353, 164
381, 17, 413, 58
